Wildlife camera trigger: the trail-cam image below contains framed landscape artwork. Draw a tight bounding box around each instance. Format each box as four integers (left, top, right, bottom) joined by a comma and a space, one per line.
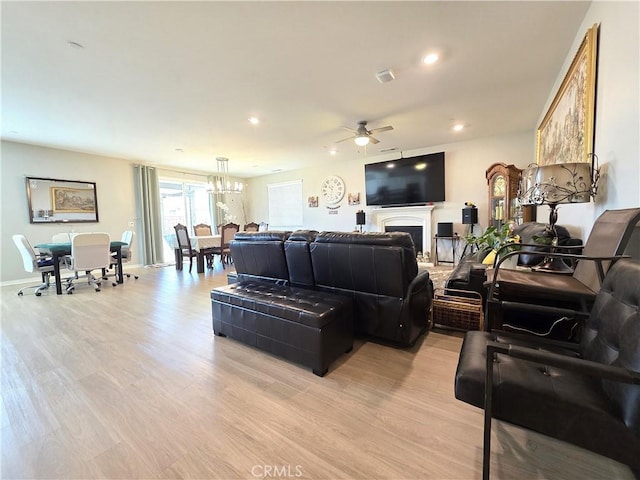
26, 177, 99, 223
51, 187, 96, 213
536, 24, 599, 166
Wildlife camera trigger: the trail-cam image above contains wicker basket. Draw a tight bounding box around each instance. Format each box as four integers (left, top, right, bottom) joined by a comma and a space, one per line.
431, 288, 484, 331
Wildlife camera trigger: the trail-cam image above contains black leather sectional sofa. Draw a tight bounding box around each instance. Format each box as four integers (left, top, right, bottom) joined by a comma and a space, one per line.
211, 230, 433, 376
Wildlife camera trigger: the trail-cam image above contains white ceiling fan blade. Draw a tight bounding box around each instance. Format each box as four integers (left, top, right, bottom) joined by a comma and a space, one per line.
369, 136, 380, 144
369, 125, 393, 134
335, 135, 356, 144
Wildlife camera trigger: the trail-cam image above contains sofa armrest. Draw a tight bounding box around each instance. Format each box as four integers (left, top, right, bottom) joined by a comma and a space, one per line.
487, 341, 640, 385
407, 270, 432, 298
490, 251, 629, 285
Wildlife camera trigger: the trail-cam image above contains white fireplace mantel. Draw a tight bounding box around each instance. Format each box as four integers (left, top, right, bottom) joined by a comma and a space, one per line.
370, 205, 435, 258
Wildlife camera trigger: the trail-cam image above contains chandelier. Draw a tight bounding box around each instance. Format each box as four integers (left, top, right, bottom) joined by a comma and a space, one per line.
208, 157, 244, 194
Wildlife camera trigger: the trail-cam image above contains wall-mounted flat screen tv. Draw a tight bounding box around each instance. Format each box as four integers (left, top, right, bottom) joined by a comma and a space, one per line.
365, 152, 445, 206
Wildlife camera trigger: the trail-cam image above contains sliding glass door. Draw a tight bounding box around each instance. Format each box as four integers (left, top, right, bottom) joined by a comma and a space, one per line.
159, 180, 215, 262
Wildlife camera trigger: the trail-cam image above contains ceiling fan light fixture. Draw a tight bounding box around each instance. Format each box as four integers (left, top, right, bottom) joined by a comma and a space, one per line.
355, 135, 370, 146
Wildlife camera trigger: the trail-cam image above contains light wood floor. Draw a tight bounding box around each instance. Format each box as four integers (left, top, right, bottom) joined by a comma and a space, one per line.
1, 264, 633, 479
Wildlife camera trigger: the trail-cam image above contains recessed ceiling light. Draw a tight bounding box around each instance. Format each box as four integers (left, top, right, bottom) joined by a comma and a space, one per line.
248, 117, 260, 125
329, 149, 337, 156
422, 53, 439, 65
453, 124, 464, 132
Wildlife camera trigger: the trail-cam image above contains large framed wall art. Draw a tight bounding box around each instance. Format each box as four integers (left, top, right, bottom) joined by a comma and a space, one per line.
536, 23, 599, 166
26, 176, 99, 223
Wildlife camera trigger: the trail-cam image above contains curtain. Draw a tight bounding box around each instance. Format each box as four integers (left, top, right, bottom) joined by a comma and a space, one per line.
134, 165, 164, 265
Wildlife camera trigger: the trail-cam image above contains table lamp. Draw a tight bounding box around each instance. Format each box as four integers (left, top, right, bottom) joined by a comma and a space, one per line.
519, 160, 599, 272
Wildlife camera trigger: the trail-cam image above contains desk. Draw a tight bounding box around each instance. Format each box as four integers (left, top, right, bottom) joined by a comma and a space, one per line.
168, 235, 222, 273
35, 241, 126, 295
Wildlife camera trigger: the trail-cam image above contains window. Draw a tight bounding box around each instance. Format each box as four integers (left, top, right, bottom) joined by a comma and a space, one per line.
159, 180, 214, 260
267, 180, 303, 229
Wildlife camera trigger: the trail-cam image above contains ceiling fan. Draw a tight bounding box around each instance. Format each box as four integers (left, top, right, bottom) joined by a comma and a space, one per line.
336, 121, 393, 146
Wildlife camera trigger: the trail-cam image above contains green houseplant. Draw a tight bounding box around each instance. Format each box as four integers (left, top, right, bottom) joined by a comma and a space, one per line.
463, 222, 521, 266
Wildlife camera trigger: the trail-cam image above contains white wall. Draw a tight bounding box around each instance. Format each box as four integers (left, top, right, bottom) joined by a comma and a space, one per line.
536, 1, 640, 239
1, 141, 138, 283
246, 131, 534, 258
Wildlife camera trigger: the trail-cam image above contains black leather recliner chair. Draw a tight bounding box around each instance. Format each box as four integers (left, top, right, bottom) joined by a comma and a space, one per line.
454, 258, 640, 478
310, 231, 433, 346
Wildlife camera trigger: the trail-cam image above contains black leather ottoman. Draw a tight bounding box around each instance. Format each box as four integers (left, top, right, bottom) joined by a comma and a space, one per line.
211, 281, 354, 376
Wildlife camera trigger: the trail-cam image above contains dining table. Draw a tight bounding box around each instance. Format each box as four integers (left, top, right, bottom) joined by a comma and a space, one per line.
34, 241, 127, 294
167, 234, 222, 273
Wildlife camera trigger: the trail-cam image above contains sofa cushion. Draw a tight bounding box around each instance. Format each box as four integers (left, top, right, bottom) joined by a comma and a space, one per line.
314, 231, 418, 282
285, 230, 318, 287
230, 234, 290, 283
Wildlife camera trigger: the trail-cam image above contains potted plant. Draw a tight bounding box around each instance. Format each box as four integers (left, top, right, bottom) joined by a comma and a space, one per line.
463, 221, 521, 267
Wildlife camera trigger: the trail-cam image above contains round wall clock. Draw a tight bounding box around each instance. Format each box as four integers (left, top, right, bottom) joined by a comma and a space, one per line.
321, 175, 346, 205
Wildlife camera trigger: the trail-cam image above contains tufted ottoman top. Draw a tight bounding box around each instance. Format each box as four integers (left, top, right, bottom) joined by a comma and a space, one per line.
211, 281, 352, 329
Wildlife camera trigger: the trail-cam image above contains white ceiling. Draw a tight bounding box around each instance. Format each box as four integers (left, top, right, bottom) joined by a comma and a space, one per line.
1, 1, 590, 178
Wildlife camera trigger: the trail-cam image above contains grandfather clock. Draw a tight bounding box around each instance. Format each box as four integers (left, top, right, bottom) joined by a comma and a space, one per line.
486, 163, 535, 228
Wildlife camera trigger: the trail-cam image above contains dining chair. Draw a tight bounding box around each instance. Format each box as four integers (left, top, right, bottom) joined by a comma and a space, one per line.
65, 232, 113, 294
193, 223, 213, 236
12, 234, 56, 296
174, 223, 198, 272
243, 222, 259, 232
220, 222, 240, 267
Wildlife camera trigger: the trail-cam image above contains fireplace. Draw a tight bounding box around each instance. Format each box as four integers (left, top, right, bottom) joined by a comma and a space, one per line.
371, 205, 435, 263
385, 226, 423, 256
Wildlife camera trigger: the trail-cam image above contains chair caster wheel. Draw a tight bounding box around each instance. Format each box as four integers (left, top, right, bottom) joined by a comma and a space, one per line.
112, 282, 117, 287
35, 292, 42, 297
18, 292, 24, 296
95, 288, 101, 292
134, 275, 139, 279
